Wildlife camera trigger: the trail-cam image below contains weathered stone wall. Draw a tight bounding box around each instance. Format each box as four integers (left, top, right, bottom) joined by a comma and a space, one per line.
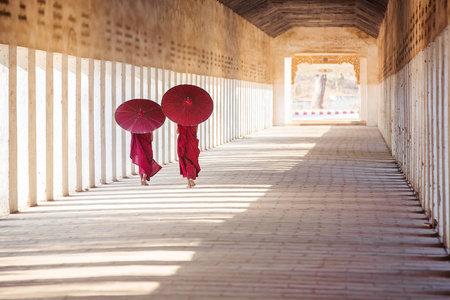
378, 0, 448, 81
377, 0, 450, 249
0, 0, 271, 83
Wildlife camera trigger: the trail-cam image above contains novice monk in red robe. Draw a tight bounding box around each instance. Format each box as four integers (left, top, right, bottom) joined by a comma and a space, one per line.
130, 132, 162, 185
177, 124, 201, 188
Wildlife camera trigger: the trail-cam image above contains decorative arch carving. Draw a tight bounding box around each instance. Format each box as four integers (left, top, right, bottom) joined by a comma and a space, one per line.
291, 55, 360, 85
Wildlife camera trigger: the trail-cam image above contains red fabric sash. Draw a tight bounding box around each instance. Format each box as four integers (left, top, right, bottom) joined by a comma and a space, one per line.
177, 124, 201, 178
130, 133, 162, 180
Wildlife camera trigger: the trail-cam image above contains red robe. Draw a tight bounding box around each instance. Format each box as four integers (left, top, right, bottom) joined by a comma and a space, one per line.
177, 124, 201, 179
130, 132, 162, 181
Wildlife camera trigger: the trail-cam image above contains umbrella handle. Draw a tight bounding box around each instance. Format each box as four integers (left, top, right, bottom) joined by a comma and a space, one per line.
183, 97, 192, 105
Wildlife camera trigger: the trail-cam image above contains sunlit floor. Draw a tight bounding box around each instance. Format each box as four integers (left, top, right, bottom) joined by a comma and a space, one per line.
1, 126, 450, 299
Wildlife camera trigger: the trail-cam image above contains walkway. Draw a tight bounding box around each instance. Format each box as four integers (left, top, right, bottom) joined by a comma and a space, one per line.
1, 126, 450, 299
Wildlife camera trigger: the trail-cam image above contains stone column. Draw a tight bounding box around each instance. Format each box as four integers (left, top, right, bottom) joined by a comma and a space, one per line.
419, 51, 426, 209
214, 77, 218, 146
203, 75, 208, 150
152, 68, 159, 162
248, 81, 252, 134
220, 77, 224, 145
246, 81, 250, 134
0, 45, 10, 213
444, 29, 450, 248
28, 48, 37, 206
100, 60, 107, 184
61, 54, 69, 196
431, 44, 439, 227
359, 57, 368, 125
75, 57, 82, 191
88, 58, 95, 188
228, 79, 232, 142
425, 46, 432, 216
226, 79, 230, 142
206, 76, 212, 149
130, 65, 135, 174
234, 79, 238, 139
241, 81, 246, 136
154, 68, 161, 163
46, 51, 53, 200
15, 48, 27, 208
140, 66, 144, 98
229, 79, 233, 141
435, 40, 444, 236
175, 72, 180, 160
9, 46, 18, 211
238, 80, 242, 137
111, 62, 117, 182
105, 62, 112, 182
163, 69, 169, 164
210, 77, 215, 146
168, 71, 175, 163
159, 68, 165, 164
121, 63, 127, 178
273, 57, 290, 126
226, 79, 230, 141
216, 77, 221, 144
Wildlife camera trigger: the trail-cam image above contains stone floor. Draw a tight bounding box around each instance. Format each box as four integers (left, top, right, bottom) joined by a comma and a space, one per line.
1, 126, 450, 299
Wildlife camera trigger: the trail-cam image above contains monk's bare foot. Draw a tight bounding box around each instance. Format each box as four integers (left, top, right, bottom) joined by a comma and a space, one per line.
189, 178, 196, 187
141, 174, 148, 186
186, 178, 192, 188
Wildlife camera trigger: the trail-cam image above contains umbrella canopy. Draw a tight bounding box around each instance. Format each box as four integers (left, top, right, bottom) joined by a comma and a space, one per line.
161, 84, 213, 126
115, 99, 166, 133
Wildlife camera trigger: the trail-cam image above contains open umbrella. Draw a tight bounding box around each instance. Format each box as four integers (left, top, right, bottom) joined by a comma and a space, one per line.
161, 84, 213, 126
115, 99, 166, 133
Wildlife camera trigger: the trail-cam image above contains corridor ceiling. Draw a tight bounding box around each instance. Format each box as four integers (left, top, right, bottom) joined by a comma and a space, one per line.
216, 0, 389, 38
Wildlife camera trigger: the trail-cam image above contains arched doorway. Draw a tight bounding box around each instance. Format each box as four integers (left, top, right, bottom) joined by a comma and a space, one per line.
290, 55, 360, 121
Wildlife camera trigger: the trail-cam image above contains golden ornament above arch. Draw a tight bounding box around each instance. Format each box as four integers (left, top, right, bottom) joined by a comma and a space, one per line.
291, 55, 360, 85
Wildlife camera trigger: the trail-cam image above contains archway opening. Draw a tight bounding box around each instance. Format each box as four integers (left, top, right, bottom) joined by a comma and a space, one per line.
290, 55, 360, 121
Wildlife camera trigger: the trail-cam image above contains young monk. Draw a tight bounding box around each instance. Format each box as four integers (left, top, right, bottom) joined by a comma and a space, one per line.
177, 124, 201, 188
130, 132, 161, 185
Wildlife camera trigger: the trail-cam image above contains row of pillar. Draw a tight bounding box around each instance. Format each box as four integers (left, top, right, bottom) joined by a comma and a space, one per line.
379, 26, 450, 249
0, 44, 273, 214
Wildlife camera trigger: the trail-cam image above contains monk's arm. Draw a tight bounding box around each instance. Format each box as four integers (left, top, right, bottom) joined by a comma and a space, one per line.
150, 132, 153, 142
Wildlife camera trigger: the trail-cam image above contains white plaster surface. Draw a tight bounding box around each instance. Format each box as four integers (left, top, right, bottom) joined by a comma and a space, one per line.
0, 45, 9, 213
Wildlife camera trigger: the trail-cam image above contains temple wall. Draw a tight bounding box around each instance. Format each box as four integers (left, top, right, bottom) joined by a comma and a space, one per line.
378, 0, 448, 82
377, 0, 450, 248
0, 0, 272, 83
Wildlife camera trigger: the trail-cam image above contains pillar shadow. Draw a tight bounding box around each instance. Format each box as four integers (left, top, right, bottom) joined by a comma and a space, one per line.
1, 126, 449, 299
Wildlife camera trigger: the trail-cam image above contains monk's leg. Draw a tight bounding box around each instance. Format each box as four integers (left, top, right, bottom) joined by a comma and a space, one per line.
140, 174, 148, 185
185, 162, 197, 187
179, 157, 189, 177
142, 174, 148, 185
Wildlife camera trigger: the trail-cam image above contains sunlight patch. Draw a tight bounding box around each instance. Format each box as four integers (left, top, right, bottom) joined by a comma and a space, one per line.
0, 281, 160, 299
0, 251, 195, 267
0, 265, 180, 281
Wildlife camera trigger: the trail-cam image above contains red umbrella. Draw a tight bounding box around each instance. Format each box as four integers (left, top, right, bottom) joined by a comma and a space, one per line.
115, 99, 166, 133
161, 84, 213, 126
